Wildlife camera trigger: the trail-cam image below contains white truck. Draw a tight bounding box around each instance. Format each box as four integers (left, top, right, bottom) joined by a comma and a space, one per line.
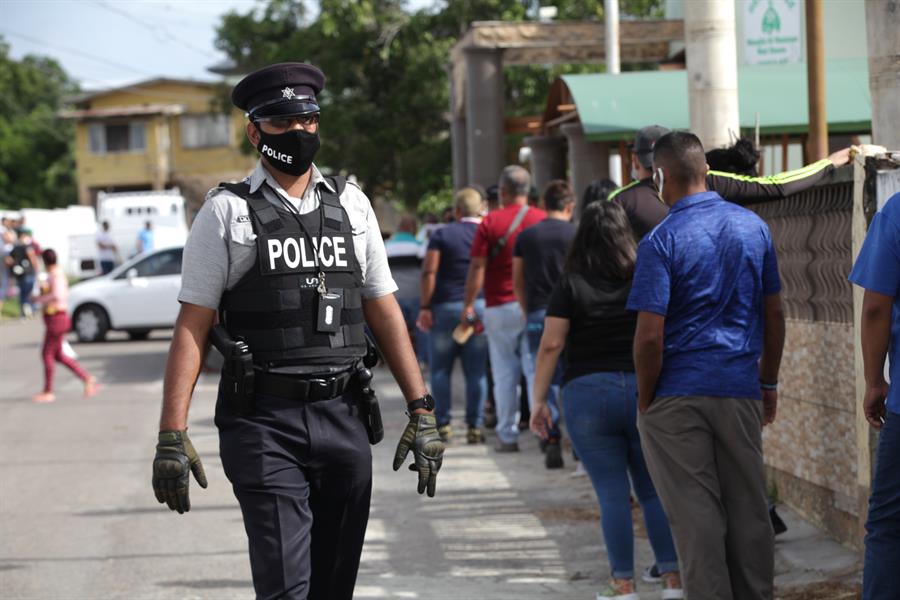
69, 189, 190, 278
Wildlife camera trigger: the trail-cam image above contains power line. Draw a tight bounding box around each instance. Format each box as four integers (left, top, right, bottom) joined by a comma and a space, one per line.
1, 30, 222, 102
92, 0, 219, 60
0, 30, 158, 78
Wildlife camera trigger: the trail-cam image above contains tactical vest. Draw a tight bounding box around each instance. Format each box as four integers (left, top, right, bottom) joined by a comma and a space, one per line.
219, 177, 367, 369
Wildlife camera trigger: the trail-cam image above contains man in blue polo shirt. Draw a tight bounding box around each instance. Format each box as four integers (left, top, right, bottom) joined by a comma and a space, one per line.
628, 132, 785, 599
849, 191, 900, 599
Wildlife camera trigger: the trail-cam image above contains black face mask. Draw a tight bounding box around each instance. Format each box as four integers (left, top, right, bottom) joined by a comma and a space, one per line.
255, 127, 320, 176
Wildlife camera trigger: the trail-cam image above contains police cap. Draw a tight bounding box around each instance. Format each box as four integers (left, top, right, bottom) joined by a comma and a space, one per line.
232, 62, 325, 119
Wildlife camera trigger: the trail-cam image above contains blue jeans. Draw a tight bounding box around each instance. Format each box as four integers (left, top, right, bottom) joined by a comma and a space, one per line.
100, 260, 115, 275
563, 372, 679, 579
483, 301, 535, 444
526, 309, 562, 442
398, 297, 429, 366
17, 275, 35, 317
430, 300, 488, 428
864, 410, 900, 599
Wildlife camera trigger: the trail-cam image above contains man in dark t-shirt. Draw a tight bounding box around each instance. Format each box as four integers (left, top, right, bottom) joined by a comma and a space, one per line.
513, 180, 575, 468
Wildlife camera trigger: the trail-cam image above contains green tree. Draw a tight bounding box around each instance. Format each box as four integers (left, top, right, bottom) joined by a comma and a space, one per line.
0, 39, 79, 210
214, 0, 662, 210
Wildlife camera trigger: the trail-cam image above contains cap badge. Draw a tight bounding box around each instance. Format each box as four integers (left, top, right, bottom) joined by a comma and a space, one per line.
281, 87, 296, 99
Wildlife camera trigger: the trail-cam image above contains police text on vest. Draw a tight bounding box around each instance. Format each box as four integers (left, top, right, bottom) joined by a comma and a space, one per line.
267, 236, 348, 270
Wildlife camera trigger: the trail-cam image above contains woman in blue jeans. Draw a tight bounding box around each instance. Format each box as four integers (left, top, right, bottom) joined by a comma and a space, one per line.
530, 202, 682, 600
417, 188, 489, 443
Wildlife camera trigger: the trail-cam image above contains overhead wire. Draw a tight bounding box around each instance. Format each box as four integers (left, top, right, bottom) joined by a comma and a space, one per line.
0, 30, 158, 78
92, 0, 220, 60
1, 31, 224, 102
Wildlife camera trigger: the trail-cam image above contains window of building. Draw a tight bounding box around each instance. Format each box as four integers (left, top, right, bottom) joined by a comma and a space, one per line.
88, 122, 146, 154
180, 114, 231, 149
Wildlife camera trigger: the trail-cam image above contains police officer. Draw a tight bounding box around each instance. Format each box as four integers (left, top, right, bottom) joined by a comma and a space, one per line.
608, 125, 852, 240
151, 63, 444, 600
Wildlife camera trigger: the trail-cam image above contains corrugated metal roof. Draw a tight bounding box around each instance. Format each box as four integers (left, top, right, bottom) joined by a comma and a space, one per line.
560, 58, 870, 141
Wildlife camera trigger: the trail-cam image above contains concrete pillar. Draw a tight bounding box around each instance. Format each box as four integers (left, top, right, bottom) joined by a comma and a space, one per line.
562, 122, 610, 211
604, 0, 623, 183
524, 135, 566, 193
449, 69, 468, 190
684, 0, 740, 150
464, 47, 505, 189
865, 0, 900, 150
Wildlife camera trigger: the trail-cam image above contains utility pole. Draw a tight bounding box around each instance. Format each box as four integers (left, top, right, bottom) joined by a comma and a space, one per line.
805, 0, 828, 160
605, 0, 622, 184
684, 0, 740, 150
865, 0, 900, 150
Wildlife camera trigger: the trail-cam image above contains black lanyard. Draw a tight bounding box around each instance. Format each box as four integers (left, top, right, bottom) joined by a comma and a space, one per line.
269, 183, 328, 295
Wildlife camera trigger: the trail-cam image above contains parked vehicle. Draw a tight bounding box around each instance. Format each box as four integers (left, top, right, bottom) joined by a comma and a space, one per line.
68, 246, 183, 342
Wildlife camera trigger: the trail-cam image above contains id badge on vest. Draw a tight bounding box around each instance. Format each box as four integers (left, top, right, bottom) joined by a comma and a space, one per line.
317, 289, 343, 333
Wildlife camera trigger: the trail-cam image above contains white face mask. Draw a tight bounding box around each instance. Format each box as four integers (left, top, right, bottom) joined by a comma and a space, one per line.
630, 167, 641, 181
653, 167, 665, 202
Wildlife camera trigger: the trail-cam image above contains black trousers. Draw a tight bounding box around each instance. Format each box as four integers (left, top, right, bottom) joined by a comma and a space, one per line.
215, 386, 373, 600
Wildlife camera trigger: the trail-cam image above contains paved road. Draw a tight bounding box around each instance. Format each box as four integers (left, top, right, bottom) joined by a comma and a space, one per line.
1, 319, 860, 599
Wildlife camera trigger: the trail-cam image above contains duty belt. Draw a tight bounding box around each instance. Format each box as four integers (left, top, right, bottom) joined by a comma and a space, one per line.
255, 370, 355, 401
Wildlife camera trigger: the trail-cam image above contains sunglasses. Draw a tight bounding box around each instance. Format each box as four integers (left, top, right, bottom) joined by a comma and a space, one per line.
254, 113, 320, 131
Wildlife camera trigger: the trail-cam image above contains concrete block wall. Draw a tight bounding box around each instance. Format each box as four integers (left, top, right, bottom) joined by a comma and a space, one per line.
748, 167, 863, 548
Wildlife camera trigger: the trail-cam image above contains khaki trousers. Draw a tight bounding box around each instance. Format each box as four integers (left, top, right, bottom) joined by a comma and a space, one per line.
638, 395, 774, 600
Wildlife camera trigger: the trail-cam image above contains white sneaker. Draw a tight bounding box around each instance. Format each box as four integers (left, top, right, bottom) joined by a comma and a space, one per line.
570, 462, 588, 478
642, 564, 661, 583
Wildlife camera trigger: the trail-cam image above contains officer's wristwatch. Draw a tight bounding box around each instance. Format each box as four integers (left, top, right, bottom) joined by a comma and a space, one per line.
406, 393, 435, 414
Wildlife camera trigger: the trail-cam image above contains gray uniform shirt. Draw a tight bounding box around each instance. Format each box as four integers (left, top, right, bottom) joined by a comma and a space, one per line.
179, 161, 398, 310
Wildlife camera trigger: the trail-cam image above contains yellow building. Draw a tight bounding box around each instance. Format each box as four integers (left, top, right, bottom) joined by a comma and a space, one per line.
64, 78, 256, 210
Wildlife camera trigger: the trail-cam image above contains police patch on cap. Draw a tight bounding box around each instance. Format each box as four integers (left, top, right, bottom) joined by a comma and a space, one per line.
232, 62, 326, 119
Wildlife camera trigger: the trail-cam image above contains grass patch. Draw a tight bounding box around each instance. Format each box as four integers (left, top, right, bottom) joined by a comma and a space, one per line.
1, 297, 21, 319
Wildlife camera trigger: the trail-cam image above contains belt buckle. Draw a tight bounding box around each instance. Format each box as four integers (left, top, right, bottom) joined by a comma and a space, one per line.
308, 377, 332, 399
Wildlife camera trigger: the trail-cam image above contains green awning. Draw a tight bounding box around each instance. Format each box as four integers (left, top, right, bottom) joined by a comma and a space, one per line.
560, 59, 870, 142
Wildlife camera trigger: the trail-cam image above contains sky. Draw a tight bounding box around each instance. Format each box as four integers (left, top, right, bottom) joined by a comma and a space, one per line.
3, 0, 435, 90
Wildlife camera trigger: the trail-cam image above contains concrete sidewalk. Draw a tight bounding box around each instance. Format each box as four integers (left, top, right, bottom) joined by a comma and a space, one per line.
371, 377, 864, 599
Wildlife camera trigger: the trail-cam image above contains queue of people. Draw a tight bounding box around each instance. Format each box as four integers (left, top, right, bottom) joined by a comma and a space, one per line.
412, 124, 862, 599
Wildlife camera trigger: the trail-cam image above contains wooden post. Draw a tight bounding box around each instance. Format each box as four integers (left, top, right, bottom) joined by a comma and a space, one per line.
805, 0, 828, 160
781, 134, 789, 172
759, 138, 765, 176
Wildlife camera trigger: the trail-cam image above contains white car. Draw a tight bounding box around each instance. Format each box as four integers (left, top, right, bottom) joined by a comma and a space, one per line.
68, 246, 184, 342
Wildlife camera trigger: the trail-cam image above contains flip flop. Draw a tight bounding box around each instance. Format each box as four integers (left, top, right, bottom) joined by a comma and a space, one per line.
83, 380, 101, 398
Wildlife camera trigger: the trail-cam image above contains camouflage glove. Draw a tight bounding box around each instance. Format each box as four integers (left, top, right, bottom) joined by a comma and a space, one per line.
392, 413, 444, 497
152, 429, 207, 514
